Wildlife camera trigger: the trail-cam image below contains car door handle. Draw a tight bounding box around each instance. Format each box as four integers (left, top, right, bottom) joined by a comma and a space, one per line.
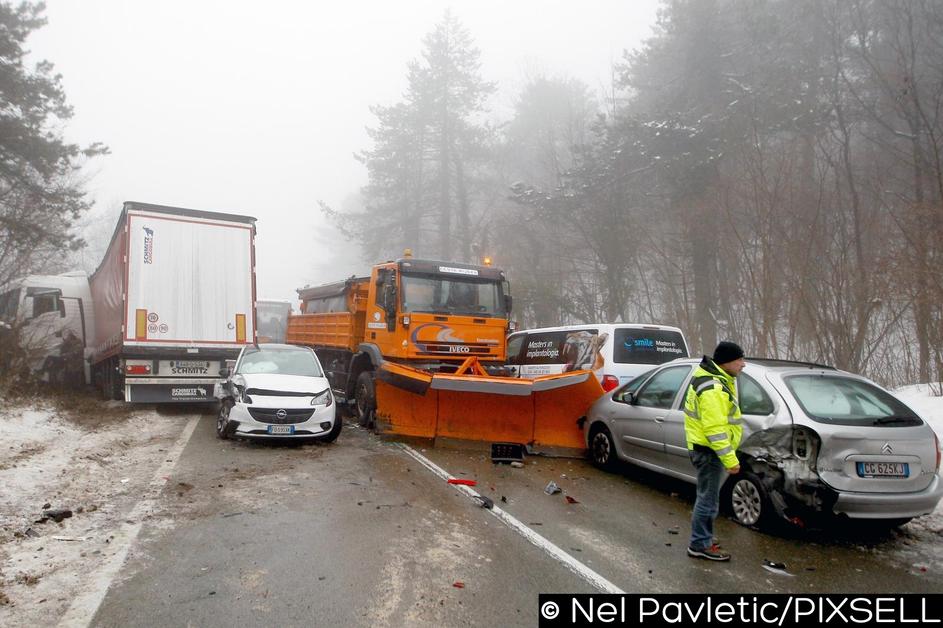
654, 416, 665, 423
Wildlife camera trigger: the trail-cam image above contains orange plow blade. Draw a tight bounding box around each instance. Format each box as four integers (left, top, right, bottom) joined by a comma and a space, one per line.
375, 358, 604, 454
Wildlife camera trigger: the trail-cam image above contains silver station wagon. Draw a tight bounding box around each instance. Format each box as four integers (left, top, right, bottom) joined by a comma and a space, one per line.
584, 358, 943, 529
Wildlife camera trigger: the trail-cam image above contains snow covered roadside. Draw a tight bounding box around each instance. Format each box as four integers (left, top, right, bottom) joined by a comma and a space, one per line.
0, 397, 198, 627
895, 384, 943, 441
891, 385, 943, 558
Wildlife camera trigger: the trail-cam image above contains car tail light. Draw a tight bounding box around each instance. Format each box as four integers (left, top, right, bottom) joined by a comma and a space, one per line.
935, 432, 941, 472
601, 375, 619, 392
126, 364, 150, 375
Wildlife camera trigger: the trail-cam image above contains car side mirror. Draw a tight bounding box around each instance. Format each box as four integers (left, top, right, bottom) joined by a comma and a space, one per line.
219, 367, 231, 378
618, 391, 635, 404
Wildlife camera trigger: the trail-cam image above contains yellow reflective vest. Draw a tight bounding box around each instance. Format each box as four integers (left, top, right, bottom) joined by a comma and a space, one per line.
684, 357, 742, 469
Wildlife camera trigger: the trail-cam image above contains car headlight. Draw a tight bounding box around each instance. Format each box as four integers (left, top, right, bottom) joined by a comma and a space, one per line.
311, 389, 333, 407
238, 387, 253, 404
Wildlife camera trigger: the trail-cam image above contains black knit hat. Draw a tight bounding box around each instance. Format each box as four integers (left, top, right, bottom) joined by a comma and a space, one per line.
712, 341, 744, 364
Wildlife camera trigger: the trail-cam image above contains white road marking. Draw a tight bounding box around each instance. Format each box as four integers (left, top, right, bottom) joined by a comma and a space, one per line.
60, 414, 202, 628
398, 444, 625, 594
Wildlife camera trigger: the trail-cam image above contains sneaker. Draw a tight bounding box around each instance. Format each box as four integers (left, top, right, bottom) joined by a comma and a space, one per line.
687, 544, 731, 561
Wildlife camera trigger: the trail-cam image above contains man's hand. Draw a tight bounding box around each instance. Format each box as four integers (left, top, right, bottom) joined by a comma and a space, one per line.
728, 465, 741, 474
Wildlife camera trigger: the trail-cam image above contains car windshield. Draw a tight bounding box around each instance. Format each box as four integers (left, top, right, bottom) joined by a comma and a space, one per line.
400, 273, 505, 317
237, 348, 323, 377
784, 374, 922, 426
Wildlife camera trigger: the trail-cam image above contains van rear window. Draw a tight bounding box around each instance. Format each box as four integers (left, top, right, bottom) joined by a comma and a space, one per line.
613, 329, 687, 364
521, 329, 601, 369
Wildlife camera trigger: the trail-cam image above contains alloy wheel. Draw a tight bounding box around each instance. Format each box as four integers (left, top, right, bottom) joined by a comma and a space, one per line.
731, 478, 762, 526
592, 431, 611, 466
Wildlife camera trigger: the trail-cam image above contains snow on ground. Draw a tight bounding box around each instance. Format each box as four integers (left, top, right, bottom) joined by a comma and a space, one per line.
0, 396, 195, 626
888, 385, 943, 566
895, 383, 943, 441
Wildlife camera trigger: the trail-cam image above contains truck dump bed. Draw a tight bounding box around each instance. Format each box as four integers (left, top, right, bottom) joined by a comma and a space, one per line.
286, 278, 368, 352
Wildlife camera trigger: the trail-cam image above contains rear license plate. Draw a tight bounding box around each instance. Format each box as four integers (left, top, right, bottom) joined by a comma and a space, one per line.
857, 462, 909, 478
163, 360, 213, 375
267, 425, 294, 435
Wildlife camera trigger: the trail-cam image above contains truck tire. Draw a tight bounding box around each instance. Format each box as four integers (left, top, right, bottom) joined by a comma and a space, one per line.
98, 366, 111, 401
112, 369, 125, 401
355, 371, 376, 429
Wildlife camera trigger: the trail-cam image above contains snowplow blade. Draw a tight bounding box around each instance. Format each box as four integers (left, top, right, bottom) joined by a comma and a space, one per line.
374, 359, 604, 454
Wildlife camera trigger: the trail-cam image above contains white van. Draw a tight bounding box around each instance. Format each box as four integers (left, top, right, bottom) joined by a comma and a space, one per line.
505, 323, 690, 392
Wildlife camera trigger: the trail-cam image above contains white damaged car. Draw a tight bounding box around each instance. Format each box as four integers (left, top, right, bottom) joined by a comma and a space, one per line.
215, 343, 341, 441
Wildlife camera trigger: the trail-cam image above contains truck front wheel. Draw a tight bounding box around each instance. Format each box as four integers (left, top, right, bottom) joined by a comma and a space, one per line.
355, 371, 376, 429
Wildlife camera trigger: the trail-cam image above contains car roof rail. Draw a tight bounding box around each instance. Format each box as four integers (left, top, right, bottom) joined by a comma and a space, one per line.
747, 357, 837, 370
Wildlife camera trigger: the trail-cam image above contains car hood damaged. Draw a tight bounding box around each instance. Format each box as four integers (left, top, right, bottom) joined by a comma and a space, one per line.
236, 373, 329, 396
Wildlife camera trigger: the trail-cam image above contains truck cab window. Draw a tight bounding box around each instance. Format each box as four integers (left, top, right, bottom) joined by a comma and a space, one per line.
30, 291, 60, 318
0, 288, 20, 321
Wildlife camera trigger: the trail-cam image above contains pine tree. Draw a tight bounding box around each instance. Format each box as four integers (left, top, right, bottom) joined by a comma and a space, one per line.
0, 1, 106, 286
327, 10, 494, 262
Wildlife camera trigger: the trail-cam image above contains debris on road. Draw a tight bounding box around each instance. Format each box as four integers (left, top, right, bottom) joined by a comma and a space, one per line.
510, 461, 524, 468
475, 495, 494, 509
51, 536, 87, 542
447, 478, 477, 487
762, 560, 794, 577
544, 481, 562, 495
667, 526, 680, 535
491, 442, 525, 463
452, 581, 465, 589
564, 495, 579, 504
35, 509, 72, 524
120, 478, 130, 484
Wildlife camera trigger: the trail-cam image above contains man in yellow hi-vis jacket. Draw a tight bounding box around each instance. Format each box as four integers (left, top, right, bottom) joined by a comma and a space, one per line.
684, 341, 746, 561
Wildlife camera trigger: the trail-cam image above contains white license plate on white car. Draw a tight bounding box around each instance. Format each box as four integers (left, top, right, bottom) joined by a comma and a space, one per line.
267, 425, 294, 435
857, 462, 908, 478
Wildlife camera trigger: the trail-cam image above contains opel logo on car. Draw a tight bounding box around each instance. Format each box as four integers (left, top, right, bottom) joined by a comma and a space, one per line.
882, 442, 893, 454
276, 409, 287, 420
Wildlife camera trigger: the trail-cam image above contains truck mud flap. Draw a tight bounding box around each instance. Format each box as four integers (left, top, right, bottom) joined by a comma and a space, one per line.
126, 383, 215, 403
374, 358, 604, 453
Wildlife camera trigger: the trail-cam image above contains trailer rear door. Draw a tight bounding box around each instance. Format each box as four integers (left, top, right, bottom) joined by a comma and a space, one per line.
124, 211, 255, 347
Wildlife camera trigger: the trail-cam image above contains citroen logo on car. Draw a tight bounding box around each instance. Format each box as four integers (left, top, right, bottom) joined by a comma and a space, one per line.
882, 442, 893, 455
276, 409, 287, 420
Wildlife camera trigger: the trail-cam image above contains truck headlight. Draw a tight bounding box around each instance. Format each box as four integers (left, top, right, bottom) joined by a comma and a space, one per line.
311, 389, 333, 407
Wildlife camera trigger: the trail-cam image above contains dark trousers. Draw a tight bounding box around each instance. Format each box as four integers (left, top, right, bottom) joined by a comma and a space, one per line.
689, 446, 727, 551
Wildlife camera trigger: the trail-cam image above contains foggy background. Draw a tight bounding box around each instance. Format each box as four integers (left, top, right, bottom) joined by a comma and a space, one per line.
7, 0, 942, 388
28, 0, 659, 303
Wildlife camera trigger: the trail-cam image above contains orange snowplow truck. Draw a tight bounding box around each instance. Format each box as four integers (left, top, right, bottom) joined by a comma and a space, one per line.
286, 255, 603, 453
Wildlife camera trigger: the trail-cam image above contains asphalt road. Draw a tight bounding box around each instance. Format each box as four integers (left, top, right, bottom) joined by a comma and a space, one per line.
90, 412, 943, 627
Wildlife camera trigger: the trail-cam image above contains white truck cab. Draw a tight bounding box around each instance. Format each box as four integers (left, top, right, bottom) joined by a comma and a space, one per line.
0, 271, 94, 385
